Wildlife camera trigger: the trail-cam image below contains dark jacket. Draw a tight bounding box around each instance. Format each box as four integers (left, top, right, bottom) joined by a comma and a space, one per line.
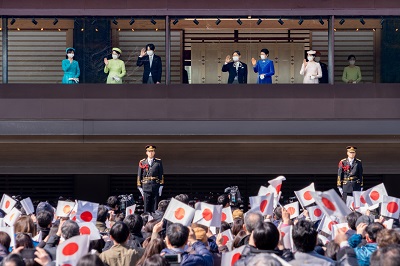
137, 158, 164, 193
234, 245, 294, 266
136, 54, 162, 83
222, 62, 248, 84
162, 241, 213, 266
337, 157, 363, 192
43, 235, 60, 260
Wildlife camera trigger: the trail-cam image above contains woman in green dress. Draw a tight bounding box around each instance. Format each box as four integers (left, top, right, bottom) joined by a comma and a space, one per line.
104, 47, 126, 84
342, 55, 362, 84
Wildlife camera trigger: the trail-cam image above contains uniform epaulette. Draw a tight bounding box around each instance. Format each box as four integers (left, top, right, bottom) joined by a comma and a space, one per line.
341, 158, 347, 161
356, 158, 362, 162
140, 158, 146, 161
155, 158, 161, 160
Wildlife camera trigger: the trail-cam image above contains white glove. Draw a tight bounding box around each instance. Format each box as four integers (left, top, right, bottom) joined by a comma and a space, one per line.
338, 187, 343, 195
360, 187, 363, 191
159, 186, 163, 196
259, 74, 265, 80
310, 75, 316, 80
138, 187, 144, 197
113, 76, 120, 82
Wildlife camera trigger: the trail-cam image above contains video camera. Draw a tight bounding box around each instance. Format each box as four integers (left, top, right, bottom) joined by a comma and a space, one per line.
117, 194, 135, 213
224, 186, 242, 207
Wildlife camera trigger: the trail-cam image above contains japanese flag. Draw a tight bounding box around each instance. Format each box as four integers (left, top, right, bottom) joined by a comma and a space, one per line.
307, 206, 323, 222
0, 194, 16, 214
381, 196, 400, 219
69, 201, 78, 221
311, 189, 351, 218
163, 198, 195, 226
220, 229, 234, 246
0, 226, 15, 247
268, 176, 286, 194
331, 223, 350, 240
221, 207, 234, 224
193, 202, 222, 228
353, 191, 368, 209
258, 186, 275, 197
280, 225, 294, 250
78, 222, 101, 241
294, 183, 316, 208
249, 194, 274, 216
20, 197, 34, 215
56, 235, 90, 266
346, 196, 356, 211
273, 191, 282, 209
318, 234, 330, 246
76, 200, 99, 223
363, 183, 388, 206
56, 201, 76, 218
126, 205, 137, 216
283, 202, 300, 219
318, 215, 339, 235
4, 207, 22, 226
383, 219, 394, 229
221, 245, 246, 266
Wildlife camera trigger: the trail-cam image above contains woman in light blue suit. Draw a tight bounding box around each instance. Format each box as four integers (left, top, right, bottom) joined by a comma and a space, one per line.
252, 48, 275, 84
62, 47, 80, 84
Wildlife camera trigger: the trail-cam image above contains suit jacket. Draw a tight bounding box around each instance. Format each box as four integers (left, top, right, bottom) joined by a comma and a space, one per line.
222, 61, 248, 84
136, 54, 162, 83
137, 158, 164, 187
337, 157, 363, 192
290, 251, 335, 266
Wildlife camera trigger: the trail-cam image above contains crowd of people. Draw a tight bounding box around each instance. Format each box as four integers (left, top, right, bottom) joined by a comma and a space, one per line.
0, 186, 398, 266
62, 44, 362, 85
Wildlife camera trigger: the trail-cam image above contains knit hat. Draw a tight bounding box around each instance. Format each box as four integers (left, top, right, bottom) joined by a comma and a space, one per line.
355, 215, 374, 227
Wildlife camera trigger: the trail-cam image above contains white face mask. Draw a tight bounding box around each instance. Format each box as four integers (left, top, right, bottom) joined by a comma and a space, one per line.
260, 55, 266, 60
349, 60, 355, 65
315, 57, 321, 62
232, 56, 239, 62
147, 50, 154, 56
307, 56, 314, 61
67, 53, 74, 58
112, 54, 118, 60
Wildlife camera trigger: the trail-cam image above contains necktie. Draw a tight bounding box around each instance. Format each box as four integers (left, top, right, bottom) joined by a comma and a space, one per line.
150, 56, 153, 68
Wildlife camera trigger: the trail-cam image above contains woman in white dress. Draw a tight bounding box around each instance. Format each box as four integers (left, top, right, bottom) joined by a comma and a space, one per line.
300, 50, 322, 84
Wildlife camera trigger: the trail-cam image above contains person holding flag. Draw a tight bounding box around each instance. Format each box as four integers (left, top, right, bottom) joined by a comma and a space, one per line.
337, 146, 364, 202
137, 145, 164, 213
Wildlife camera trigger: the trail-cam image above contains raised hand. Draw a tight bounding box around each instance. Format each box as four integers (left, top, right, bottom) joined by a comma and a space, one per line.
225, 55, 231, 63
140, 48, 147, 57
104, 58, 109, 65
251, 58, 257, 66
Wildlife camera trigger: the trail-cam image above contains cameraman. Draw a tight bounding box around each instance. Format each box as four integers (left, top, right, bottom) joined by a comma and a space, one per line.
224, 186, 242, 210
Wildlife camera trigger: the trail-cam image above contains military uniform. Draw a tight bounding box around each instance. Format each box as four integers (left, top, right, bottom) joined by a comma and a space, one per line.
337, 147, 363, 202
137, 146, 164, 213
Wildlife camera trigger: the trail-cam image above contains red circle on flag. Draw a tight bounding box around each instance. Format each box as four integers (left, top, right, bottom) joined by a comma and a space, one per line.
62, 243, 79, 256
129, 209, 133, 215
266, 193, 271, 197
10, 214, 15, 221
387, 202, 399, 214
222, 212, 227, 222
276, 184, 282, 193
360, 196, 366, 204
202, 208, 213, 221
174, 208, 185, 220
304, 191, 312, 201
63, 205, 71, 214
322, 197, 336, 211
62, 264, 72, 266
260, 200, 268, 213
281, 231, 285, 238
231, 253, 241, 266
287, 207, 295, 215
340, 227, 348, 233
328, 221, 338, 231
5, 200, 10, 209
352, 202, 355, 210
222, 235, 229, 245
80, 226, 91, 235
80, 211, 93, 222
370, 190, 380, 201
314, 208, 322, 217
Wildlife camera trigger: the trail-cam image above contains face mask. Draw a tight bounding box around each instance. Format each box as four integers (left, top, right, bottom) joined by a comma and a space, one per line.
349, 60, 355, 65
112, 54, 118, 60
67, 54, 74, 58
315, 57, 321, 62
260, 55, 266, 60
147, 50, 154, 56
232, 56, 239, 62
307, 56, 314, 61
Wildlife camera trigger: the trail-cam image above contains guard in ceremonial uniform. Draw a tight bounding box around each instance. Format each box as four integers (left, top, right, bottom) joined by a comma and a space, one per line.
337, 146, 363, 202
137, 145, 164, 213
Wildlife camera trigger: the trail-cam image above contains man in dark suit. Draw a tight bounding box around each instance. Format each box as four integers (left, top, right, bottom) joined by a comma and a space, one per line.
222, 51, 248, 84
136, 43, 162, 84
337, 146, 363, 202
137, 145, 164, 213
315, 51, 328, 83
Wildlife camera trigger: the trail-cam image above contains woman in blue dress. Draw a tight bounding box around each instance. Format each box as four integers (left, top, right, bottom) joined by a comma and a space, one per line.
252, 48, 275, 84
62, 47, 80, 84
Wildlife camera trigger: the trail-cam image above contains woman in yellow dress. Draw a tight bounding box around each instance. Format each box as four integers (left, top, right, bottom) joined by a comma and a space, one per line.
104, 47, 126, 84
